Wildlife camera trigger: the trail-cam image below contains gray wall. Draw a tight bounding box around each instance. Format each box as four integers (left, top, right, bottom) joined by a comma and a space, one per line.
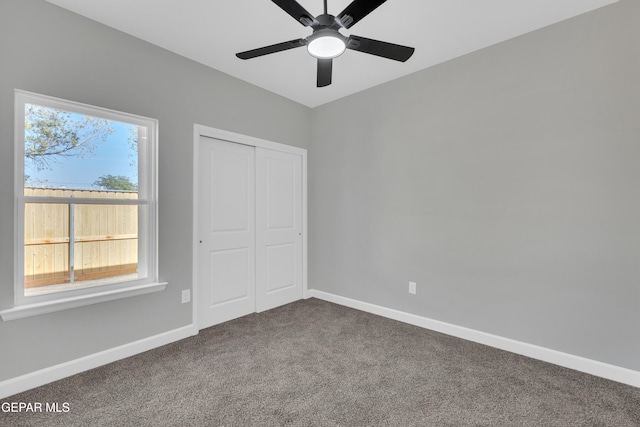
309, 0, 640, 370
0, 0, 310, 381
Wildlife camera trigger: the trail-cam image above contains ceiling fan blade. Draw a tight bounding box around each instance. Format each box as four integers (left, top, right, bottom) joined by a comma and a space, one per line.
337, 0, 387, 29
271, 0, 318, 27
236, 39, 306, 60
317, 58, 332, 87
346, 35, 415, 62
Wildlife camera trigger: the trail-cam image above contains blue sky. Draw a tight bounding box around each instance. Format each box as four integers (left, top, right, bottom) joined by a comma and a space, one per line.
24, 117, 138, 190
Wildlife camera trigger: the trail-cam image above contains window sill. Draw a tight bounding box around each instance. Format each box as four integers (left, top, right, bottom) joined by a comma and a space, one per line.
0, 282, 167, 321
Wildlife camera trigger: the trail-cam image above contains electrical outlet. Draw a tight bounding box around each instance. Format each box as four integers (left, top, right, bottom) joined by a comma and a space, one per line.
409, 281, 417, 295
181, 289, 191, 304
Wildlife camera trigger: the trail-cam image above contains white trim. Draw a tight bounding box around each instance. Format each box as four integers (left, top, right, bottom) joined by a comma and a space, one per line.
194, 125, 307, 157
14, 91, 25, 309
308, 289, 640, 389
23, 196, 145, 205
192, 128, 200, 330
0, 282, 167, 321
15, 89, 154, 127
192, 124, 308, 330
301, 153, 309, 299
0, 324, 197, 399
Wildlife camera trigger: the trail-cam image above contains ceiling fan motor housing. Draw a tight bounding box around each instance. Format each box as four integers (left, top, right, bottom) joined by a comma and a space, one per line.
315, 13, 341, 29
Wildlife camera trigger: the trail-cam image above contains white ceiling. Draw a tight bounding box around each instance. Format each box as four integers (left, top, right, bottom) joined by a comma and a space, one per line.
45, 0, 617, 108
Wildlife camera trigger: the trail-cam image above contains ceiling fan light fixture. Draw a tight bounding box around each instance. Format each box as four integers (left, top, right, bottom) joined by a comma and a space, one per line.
306, 30, 346, 59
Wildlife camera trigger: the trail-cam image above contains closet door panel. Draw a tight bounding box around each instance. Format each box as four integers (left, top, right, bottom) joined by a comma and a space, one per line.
197, 136, 255, 328
255, 148, 303, 312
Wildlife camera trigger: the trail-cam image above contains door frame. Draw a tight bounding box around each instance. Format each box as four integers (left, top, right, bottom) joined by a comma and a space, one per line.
192, 124, 308, 330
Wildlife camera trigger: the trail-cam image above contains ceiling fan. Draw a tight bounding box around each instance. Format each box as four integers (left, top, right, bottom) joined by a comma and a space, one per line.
236, 0, 415, 87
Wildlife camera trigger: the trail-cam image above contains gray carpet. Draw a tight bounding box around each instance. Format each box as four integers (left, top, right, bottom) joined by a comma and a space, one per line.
2, 298, 639, 426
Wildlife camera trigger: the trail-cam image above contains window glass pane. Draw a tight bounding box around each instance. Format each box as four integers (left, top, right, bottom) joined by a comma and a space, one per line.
24, 201, 139, 297
24, 202, 70, 289
73, 203, 139, 286
24, 104, 139, 194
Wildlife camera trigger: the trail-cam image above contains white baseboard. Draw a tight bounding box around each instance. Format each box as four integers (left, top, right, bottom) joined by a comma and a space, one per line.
3, 294, 637, 399
0, 324, 198, 400
309, 289, 640, 389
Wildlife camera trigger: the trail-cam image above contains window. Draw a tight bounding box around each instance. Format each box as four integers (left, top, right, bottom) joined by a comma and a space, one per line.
5, 90, 163, 317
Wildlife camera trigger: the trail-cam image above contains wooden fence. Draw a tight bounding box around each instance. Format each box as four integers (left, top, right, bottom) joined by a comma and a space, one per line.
24, 188, 138, 288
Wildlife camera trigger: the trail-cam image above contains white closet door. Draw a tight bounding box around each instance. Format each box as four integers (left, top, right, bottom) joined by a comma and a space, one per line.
255, 148, 303, 312
198, 136, 255, 328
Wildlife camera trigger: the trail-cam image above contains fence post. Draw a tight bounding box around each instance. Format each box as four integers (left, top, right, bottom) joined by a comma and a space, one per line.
69, 200, 75, 284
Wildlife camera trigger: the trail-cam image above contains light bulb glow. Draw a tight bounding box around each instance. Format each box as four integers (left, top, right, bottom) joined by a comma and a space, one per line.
307, 35, 346, 59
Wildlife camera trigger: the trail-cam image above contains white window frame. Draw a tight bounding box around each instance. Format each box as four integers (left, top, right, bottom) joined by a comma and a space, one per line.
0, 90, 166, 321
